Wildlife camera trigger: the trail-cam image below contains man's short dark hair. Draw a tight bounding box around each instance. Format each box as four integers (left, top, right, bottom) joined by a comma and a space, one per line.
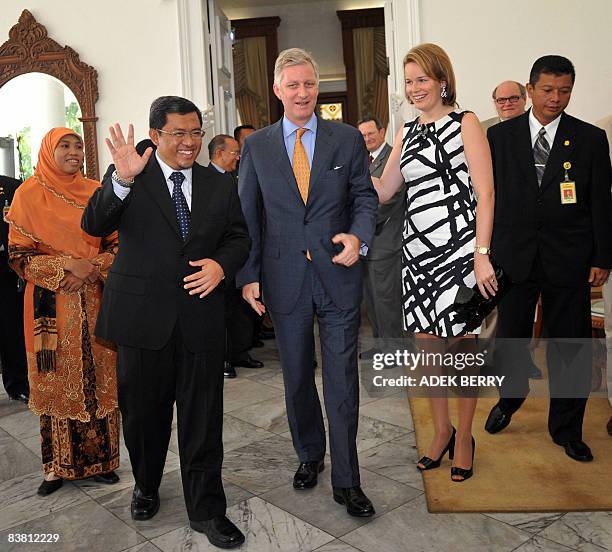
208, 134, 233, 158
233, 124, 256, 141
357, 115, 384, 130
529, 55, 575, 86
149, 96, 203, 129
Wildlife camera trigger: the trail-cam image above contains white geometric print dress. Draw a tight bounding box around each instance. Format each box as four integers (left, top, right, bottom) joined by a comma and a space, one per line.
400, 111, 479, 337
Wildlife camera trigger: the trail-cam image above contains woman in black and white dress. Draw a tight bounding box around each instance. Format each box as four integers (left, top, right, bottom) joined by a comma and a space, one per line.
373, 43, 495, 481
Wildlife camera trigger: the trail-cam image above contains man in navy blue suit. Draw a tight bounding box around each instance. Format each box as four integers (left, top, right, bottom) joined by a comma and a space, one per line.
237, 48, 377, 517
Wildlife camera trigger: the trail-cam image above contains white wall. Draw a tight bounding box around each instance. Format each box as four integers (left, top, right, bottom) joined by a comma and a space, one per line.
415, 0, 612, 124
0, 1, 183, 172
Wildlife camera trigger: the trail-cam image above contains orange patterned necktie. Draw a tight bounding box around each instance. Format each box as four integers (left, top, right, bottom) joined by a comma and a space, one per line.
293, 128, 310, 204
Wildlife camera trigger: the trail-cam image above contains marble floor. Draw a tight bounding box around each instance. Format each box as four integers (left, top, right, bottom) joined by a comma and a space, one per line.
0, 335, 610, 552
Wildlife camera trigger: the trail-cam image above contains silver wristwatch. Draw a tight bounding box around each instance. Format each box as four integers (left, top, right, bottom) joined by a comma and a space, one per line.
112, 170, 134, 188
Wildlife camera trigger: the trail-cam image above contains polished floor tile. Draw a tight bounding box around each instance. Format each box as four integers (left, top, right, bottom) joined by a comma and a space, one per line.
0, 498, 144, 551
484, 512, 565, 534
358, 394, 413, 430
358, 432, 423, 490
539, 511, 612, 551
0, 472, 90, 532
222, 377, 284, 413
152, 496, 335, 552
513, 536, 577, 551
222, 434, 297, 494
261, 466, 422, 538
0, 409, 40, 440
341, 495, 532, 552
0, 429, 41, 484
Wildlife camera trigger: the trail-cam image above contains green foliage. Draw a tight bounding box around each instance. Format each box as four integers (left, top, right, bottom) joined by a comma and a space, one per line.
65, 101, 83, 135
17, 126, 32, 181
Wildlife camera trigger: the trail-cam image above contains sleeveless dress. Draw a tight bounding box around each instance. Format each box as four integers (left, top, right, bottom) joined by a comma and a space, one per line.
400, 110, 479, 337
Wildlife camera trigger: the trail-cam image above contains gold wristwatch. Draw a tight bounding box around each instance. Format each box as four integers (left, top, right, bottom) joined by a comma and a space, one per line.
474, 245, 491, 255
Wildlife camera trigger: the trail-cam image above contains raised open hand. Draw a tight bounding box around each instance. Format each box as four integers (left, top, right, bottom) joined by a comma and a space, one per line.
105, 123, 153, 181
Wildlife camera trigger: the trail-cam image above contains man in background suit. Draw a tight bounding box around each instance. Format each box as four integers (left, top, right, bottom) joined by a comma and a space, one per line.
82, 96, 249, 548
357, 115, 404, 353
208, 134, 263, 378
0, 175, 29, 402
237, 48, 378, 516
481, 81, 527, 132
485, 56, 612, 462
479, 83, 540, 378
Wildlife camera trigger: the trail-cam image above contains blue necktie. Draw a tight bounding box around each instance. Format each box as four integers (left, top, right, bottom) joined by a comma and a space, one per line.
169, 171, 190, 240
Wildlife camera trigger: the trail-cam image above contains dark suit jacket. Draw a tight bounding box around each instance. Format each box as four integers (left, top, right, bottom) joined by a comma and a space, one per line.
82, 157, 250, 352
366, 143, 405, 261
488, 110, 612, 286
236, 116, 378, 314
0, 176, 21, 278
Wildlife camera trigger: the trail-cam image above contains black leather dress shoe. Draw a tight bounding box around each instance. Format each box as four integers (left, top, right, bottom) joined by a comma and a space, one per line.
607, 416, 612, 437
37, 477, 63, 496
332, 486, 375, 517
555, 440, 594, 462
223, 362, 237, 379
8, 392, 29, 404
293, 460, 324, 489
484, 403, 513, 434
130, 485, 160, 520
92, 471, 120, 484
231, 355, 264, 369
190, 516, 245, 549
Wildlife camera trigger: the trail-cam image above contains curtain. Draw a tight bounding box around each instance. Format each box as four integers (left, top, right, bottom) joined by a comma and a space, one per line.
353, 26, 389, 128
233, 36, 270, 128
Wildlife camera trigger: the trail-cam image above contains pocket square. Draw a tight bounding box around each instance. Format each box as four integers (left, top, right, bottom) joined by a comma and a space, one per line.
333, 165, 343, 170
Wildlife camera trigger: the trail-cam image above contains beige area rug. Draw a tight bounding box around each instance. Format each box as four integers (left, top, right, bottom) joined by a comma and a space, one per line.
410, 396, 612, 512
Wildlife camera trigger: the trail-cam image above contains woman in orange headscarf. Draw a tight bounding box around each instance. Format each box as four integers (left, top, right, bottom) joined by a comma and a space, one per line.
6, 128, 120, 495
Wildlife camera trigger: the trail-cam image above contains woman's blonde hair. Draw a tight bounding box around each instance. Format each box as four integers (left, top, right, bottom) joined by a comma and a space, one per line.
403, 43, 457, 106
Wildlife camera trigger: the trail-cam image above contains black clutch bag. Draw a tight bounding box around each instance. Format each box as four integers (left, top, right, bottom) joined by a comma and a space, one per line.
452, 259, 512, 332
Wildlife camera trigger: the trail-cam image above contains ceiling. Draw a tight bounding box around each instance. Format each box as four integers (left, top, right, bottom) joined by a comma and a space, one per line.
218, 0, 383, 17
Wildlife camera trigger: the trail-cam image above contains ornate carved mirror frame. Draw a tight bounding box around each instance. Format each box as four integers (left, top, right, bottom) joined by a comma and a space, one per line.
0, 9, 100, 179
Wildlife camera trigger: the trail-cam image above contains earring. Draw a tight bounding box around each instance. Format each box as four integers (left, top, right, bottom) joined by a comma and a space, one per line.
440, 85, 448, 99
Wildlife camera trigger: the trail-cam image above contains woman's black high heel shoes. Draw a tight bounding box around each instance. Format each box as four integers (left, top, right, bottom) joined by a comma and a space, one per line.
451, 436, 475, 482
417, 427, 456, 471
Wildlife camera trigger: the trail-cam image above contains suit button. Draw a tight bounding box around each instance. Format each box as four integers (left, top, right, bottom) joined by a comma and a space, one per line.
537, 199, 542, 206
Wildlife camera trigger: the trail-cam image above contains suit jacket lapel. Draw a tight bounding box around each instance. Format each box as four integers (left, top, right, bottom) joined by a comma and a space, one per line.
540, 112, 576, 191
370, 143, 391, 174
142, 157, 181, 239
184, 163, 212, 245
308, 117, 335, 202
269, 120, 304, 205
511, 112, 539, 191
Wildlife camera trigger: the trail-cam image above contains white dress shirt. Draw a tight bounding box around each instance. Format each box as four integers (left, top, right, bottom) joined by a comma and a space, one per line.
112, 151, 193, 209
369, 142, 386, 162
528, 108, 561, 149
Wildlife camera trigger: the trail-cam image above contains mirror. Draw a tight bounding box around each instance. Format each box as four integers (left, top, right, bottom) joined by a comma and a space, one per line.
0, 9, 100, 179
0, 73, 84, 179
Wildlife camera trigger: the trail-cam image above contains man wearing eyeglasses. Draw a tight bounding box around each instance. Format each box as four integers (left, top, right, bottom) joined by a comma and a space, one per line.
481, 81, 527, 132
82, 96, 249, 548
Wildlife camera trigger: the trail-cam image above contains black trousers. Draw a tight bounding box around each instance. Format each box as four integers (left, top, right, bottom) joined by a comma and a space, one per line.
116, 325, 226, 521
0, 273, 28, 396
495, 255, 591, 442
225, 281, 255, 362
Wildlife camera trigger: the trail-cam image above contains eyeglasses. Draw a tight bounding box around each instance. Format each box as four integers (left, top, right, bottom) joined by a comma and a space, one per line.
495, 95, 522, 105
156, 129, 206, 139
